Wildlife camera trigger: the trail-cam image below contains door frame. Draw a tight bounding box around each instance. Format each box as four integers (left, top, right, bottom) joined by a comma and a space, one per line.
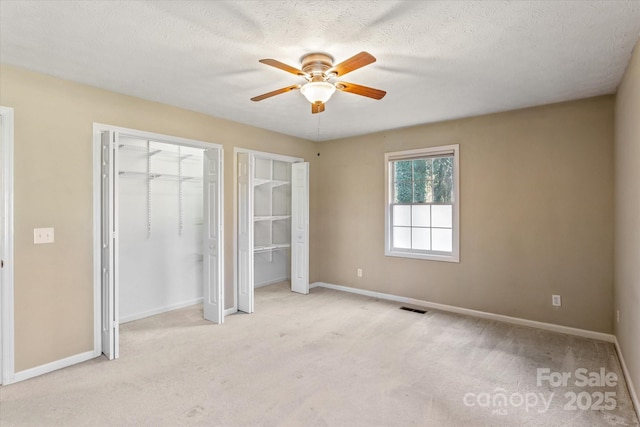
0, 106, 15, 384
232, 147, 304, 314
93, 124, 224, 358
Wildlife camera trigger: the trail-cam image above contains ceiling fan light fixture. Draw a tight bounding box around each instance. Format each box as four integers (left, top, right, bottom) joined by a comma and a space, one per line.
252, 52, 385, 113
300, 81, 336, 104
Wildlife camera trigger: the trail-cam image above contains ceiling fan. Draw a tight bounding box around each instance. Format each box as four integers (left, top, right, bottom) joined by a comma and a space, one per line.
250, 51, 386, 114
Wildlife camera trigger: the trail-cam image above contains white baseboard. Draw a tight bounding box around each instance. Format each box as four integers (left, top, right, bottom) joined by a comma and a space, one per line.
615, 337, 640, 419
12, 350, 96, 384
310, 282, 615, 343
255, 277, 288, 289
120, 297, 203, 324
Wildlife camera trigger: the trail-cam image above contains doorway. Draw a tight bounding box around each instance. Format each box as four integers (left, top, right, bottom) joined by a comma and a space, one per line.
0, 106, 15, 384
234, 148, 309, 314
93, 124, 223, 360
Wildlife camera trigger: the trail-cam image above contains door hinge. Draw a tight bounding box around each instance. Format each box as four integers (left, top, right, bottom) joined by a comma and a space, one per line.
1, 259, 3, 268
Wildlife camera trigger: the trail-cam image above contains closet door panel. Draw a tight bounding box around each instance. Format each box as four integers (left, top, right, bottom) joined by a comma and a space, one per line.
291, 162, 309, 294
237, 152, 254, 313
203, 148, 223, 323
101, 130, 119, 359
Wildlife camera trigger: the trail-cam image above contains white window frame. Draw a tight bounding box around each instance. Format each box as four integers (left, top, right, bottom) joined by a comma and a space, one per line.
384, 144, 460, 262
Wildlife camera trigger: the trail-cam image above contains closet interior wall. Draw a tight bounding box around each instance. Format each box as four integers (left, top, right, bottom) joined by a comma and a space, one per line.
254, 157, 291, 288
118, 137, 205, 322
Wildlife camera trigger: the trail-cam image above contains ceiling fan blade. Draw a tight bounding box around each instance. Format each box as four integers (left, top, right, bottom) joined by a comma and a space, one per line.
251, 85, 301, 102
335, 82, 386, 100
311, 102, 325, 114
259, 59, 307, 77
328, 52, 376, 77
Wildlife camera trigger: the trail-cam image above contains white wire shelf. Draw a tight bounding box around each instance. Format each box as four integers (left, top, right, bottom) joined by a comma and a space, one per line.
253, 178, 289, 188
119, 171, 202, 183
253, 215, 290, 222
119, 143, 201, 162
254, 244, 291, 253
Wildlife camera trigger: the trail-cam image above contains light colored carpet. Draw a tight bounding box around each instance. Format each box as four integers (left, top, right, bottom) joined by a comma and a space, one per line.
0, 282, 637, 426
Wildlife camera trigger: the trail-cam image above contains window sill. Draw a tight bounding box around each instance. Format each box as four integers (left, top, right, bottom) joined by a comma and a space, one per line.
385, 249, 459, 263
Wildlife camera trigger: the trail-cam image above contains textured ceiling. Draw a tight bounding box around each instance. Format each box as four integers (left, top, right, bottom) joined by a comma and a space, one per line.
1, 1, 639, 141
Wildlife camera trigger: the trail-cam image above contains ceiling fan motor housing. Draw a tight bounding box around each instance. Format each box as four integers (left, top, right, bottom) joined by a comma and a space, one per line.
301, 53, 334, 79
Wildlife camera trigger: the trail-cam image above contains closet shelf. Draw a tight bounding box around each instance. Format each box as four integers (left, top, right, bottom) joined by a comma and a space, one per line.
119, 171, 202, 183
254, 244, 291, 253
254, 215, 290, 222
119, 144, 200, 162
253, 178, 289, 188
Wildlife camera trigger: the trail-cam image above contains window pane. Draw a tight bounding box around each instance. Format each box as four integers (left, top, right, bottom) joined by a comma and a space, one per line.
412, 159, 428, 203
432, 157, 453, 202
431, 205, 452, 228
394, 181, 413, 203
393, 161, 413, 203
393, 227, 411, 249
412, 228, 430, 250
412, 205, 430, 227
424, 180, 433, 203
432, 228, 452, 252
413, 183, 426, 203
393, 205, 411, 226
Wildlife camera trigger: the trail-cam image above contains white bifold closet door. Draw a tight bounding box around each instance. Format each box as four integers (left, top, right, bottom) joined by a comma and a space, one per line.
291, 162, 309, 294
101, 130, 119, 360
237, 152, 254, 313
203, 148, 223, 323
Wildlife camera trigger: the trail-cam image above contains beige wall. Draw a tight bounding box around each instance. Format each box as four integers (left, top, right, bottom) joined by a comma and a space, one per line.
316, 96, 615, 333
0, 61, 621, 374
614, 40, 640, 404
0, 64, 319, 371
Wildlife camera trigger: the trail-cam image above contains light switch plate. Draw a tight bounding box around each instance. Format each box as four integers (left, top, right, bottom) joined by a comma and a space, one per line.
34, 227, 54, 244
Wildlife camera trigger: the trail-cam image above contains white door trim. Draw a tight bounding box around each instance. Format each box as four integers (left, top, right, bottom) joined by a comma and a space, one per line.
0, 106, 15, 384
232, 147, 304, 313
93, 123, 223, 358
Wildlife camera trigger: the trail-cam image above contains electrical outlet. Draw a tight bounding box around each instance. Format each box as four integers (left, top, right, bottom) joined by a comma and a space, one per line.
34, 227, 55, 244
617, 310, 620, 323
357, 268, 363, 278
552, 295, 561, 307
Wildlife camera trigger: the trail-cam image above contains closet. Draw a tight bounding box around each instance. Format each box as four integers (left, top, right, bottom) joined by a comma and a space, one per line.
117, 137, 205, 323
97, 126, 223, 360
253, 157, 292, 287
236, 149, 309, 314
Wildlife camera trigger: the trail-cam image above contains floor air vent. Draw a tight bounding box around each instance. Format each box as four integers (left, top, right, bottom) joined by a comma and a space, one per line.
400, 306, 427, 314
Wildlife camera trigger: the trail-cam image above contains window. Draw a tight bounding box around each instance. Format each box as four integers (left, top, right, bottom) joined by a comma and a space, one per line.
385, 145, 459, 262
